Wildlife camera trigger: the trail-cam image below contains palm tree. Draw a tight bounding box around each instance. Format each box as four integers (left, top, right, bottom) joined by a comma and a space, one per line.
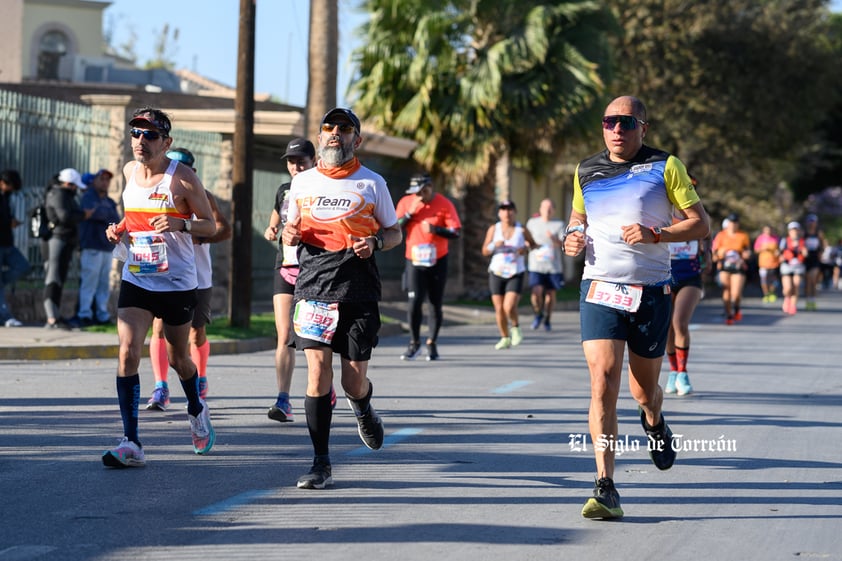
348, 0, 616, 292
306, 0, 339, 141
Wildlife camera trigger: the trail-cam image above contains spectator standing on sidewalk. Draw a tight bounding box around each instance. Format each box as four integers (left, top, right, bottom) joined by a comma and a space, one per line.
43, 168, 86, 328
394, 173, 462, 361
525, 198, 565, 331
70, 169, 120, 327
563, 95, 710, 519
262, 137, 318, 422
0, 169, 30, 327
282, 107, 401, 489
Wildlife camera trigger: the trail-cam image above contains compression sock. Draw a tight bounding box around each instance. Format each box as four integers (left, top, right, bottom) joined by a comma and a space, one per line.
304, 392, 334, 457
180, 372, 203, 417
667, 352, 679, 372
149, 336, 169, 384
116, 374, 141, 446
675, 346, 689, 373
190, 340, 210, 378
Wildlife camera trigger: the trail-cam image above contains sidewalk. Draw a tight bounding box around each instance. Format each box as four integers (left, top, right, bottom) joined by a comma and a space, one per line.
0, 301, 501, 361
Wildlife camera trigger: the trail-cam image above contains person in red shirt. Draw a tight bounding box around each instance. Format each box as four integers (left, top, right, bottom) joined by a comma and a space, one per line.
394, 173, 462, 361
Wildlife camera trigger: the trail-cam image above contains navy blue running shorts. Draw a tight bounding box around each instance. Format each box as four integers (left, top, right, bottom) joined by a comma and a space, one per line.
529, 271, 564, 291
579, 279, 671, 358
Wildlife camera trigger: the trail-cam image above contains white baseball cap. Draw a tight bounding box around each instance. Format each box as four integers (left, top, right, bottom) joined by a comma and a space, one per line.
58, 168, 86, 189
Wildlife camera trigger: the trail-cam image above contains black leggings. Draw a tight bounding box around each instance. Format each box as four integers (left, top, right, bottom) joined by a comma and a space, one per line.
405, 255, 449, 344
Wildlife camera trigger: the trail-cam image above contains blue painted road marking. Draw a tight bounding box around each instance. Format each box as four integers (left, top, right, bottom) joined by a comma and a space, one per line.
491, 380, 533, 394
347, 427, 422, 456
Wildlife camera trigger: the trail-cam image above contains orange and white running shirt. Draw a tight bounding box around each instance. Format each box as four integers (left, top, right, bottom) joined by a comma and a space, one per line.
121, 160, 197, 291
286, 163, 398, 302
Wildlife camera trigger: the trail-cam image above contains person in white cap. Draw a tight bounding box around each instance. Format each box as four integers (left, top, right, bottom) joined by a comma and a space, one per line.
42, 168, 86, 328
779, 221, 807, 315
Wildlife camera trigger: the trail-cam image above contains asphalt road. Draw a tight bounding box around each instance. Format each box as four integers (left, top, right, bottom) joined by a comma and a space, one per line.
1, 292, 840, 561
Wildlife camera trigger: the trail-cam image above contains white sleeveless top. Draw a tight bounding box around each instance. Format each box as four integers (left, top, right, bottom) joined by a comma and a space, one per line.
121, 160, 197, 291
488, 221, 527, 278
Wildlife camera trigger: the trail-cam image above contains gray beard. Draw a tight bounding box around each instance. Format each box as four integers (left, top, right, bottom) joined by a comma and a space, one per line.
319, 139, 353, 167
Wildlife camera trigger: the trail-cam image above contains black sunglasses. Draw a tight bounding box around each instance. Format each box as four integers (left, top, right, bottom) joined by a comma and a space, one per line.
602, 115, 646, 131
130, 128, 166, 140
321, 123, 356, 134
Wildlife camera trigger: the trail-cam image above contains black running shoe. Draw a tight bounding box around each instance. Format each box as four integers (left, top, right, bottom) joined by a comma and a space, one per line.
640, 409, 676, 470
426, 342, 439, 361
581, 477, 624, 519
352, 404, 384, 450
296, 459, 333, 489
400, 342, 421, 361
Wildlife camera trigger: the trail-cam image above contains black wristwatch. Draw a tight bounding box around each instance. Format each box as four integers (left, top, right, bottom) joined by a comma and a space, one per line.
373, 232, 384, 251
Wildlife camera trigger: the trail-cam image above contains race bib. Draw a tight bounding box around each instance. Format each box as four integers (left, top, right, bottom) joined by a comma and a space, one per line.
411, 243, 437, 267
586, 280, 643, 313
282, 243, 299, 267
293, 300, 339, 344
532, 245, 554, 264
128, 231, 169, 275
489, 252, 519, 279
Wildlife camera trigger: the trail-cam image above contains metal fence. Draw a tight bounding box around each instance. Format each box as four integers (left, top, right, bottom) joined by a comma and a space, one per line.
2, 89, 225, 282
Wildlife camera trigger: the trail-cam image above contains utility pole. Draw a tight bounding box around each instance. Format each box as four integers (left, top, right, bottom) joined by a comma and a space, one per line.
229, 0, 256, 327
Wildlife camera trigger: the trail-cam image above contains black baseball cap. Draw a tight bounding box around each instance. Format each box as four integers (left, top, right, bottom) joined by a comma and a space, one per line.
498, 200, 516, 210
320, 107, 361, 135
281, 137, 316, 160
129, 108, 172, 136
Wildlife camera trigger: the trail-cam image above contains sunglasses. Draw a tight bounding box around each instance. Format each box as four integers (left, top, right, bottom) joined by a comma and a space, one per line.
601, 115, 646, 131
321, 122, 356, 134
130, 128, 166, 140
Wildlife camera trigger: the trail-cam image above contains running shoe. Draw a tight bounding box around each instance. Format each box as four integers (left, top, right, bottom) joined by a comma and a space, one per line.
189, 400, 215, 454
531, 314, 543, 330
767, 293, 778, 303
511, 326, 523, 346
296, 459, 333, 489
146, 386, 170, 411
675, 372, 693, 396
725, 315, 734, 325
400, 341, 421, 361
268, 399, 294, 423
640, 410, 676, 470
198, 376, 208, 400
734, 310, 743, 321
4, 317, 23, 327
806, 301, 817, 311
102, 437, 146, 468
494, 337, 511, 350
426, 341, 439, 361
664, 371, 678, 394
544, 320, 551, 332
581, 477, 624, 519
349, 401, 384, 450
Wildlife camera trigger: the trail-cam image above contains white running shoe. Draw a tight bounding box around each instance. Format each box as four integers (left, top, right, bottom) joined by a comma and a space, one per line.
189, 400, 215, 454
102, 437, 146, 468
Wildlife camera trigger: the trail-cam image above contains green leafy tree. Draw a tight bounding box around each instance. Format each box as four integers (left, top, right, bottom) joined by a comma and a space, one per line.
606, 0, 841, 229
348, 0, 616, 292
145, 23, 179, 70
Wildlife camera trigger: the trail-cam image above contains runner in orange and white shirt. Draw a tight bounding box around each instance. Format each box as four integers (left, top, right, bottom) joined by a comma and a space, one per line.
282, 107, 401, 490
394, 173, 462, 361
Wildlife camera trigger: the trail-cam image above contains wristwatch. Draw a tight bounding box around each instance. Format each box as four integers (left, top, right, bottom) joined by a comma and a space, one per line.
650, 226, 662, 243
373, 232, 384, 251
182, 219, 192, 233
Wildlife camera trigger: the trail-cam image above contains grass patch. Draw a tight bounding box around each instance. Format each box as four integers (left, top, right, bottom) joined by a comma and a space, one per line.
448, 284, 580, 308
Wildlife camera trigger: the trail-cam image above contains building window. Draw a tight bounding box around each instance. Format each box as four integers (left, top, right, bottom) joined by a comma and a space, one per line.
37, 30, 69, 80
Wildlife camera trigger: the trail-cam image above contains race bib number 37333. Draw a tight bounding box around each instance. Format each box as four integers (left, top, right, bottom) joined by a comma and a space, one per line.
585, 280, 643, 313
